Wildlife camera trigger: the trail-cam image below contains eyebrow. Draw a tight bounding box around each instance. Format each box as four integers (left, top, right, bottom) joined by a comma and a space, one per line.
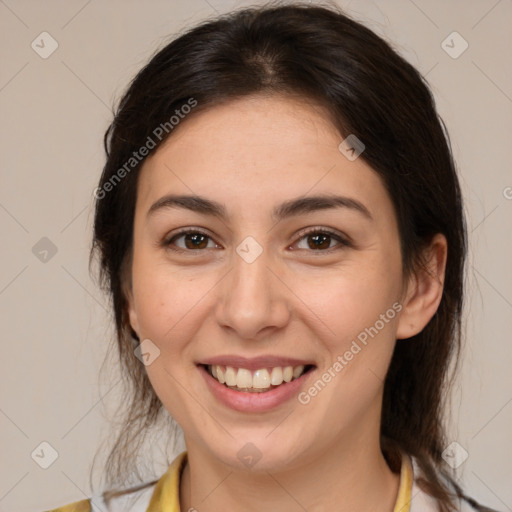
147, 193, 373, 222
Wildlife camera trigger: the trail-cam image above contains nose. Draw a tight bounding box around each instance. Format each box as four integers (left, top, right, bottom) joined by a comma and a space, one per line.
214, 246, 291, 340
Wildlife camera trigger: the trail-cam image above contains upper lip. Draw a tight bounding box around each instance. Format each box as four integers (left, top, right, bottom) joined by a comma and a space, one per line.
198, 355, 316, 371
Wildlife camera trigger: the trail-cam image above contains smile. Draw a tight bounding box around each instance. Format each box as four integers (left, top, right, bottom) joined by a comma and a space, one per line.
197, 359, 317, 412
206, 364, 314, 392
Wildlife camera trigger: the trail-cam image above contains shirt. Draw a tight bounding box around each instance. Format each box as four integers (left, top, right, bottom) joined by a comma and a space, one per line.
45, 451, 478, 512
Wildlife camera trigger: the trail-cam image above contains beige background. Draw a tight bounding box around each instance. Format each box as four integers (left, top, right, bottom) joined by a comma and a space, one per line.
0, 0, 511, 510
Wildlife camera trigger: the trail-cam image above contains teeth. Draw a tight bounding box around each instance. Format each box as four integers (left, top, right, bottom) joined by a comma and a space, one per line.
208, 364, 307, 391
283, 366, 293, 382
236, 368, 253, 389
253, 369, 271, 389
225, 366, 237, 386
270, 367, 283, 385
292, 366, 304, 379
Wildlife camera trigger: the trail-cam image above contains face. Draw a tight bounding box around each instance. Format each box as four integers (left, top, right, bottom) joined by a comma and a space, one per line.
127, 94, 408, 472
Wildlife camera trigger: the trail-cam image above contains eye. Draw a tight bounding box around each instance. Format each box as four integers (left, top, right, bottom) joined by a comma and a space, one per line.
164, 229, 219, 252
163, 227, 350, 254
292, 227, 350, 252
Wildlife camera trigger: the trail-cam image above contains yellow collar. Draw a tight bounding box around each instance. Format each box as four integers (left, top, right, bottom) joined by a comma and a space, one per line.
393, 452, 413, 512
145, 451, 187, 511
148, 450, 413, 512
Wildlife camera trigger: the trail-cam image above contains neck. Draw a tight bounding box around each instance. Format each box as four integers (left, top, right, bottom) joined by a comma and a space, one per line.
180, 425, 400, 512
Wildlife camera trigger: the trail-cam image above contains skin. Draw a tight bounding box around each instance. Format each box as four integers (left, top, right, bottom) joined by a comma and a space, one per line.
127, 94, 447, 512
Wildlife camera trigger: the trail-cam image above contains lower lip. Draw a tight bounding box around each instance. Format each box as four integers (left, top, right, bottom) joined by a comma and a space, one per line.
198, 365, 315, 413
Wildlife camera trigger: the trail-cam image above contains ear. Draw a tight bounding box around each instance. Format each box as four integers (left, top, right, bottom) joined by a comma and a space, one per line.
126, 286, 140, 338
396, 233, 448, 340
121, 251, 140, 338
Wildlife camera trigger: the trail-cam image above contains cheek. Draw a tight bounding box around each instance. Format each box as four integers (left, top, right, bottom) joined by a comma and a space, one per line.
130, 249, 226, 366
295, 272, 402, 431
295, 250, 403, 398
300, 262, 402, 345
130, 256, 212, 425
131, 254, 194, 346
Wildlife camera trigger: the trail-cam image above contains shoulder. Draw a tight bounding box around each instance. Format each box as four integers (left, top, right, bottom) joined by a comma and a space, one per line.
409, 456, 497, 512
45, 483, 157, 512
44, 483, 157, 512
45, 499, 91, 512
44, 451, 187, 512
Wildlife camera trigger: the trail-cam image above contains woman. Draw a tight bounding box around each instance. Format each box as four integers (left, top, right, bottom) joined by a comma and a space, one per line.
47, 3, 498, 511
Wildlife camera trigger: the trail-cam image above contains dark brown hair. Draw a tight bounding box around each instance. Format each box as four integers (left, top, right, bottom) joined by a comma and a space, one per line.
89, 2, 483, 510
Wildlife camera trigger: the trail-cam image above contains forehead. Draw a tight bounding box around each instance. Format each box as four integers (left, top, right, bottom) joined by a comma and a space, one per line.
136, 94, 392, 222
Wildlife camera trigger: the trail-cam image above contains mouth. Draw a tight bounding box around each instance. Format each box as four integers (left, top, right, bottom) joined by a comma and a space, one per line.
199, 363, 316, 393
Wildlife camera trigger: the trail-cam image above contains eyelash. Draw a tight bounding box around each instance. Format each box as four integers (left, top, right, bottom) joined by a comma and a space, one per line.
163, 226, 351, 254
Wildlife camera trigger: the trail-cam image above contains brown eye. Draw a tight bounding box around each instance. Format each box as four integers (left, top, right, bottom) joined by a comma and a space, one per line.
306, 233, 332, 250
165, 230, 218, 251
182, 233, 209, 249
294, 228, 350, 252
